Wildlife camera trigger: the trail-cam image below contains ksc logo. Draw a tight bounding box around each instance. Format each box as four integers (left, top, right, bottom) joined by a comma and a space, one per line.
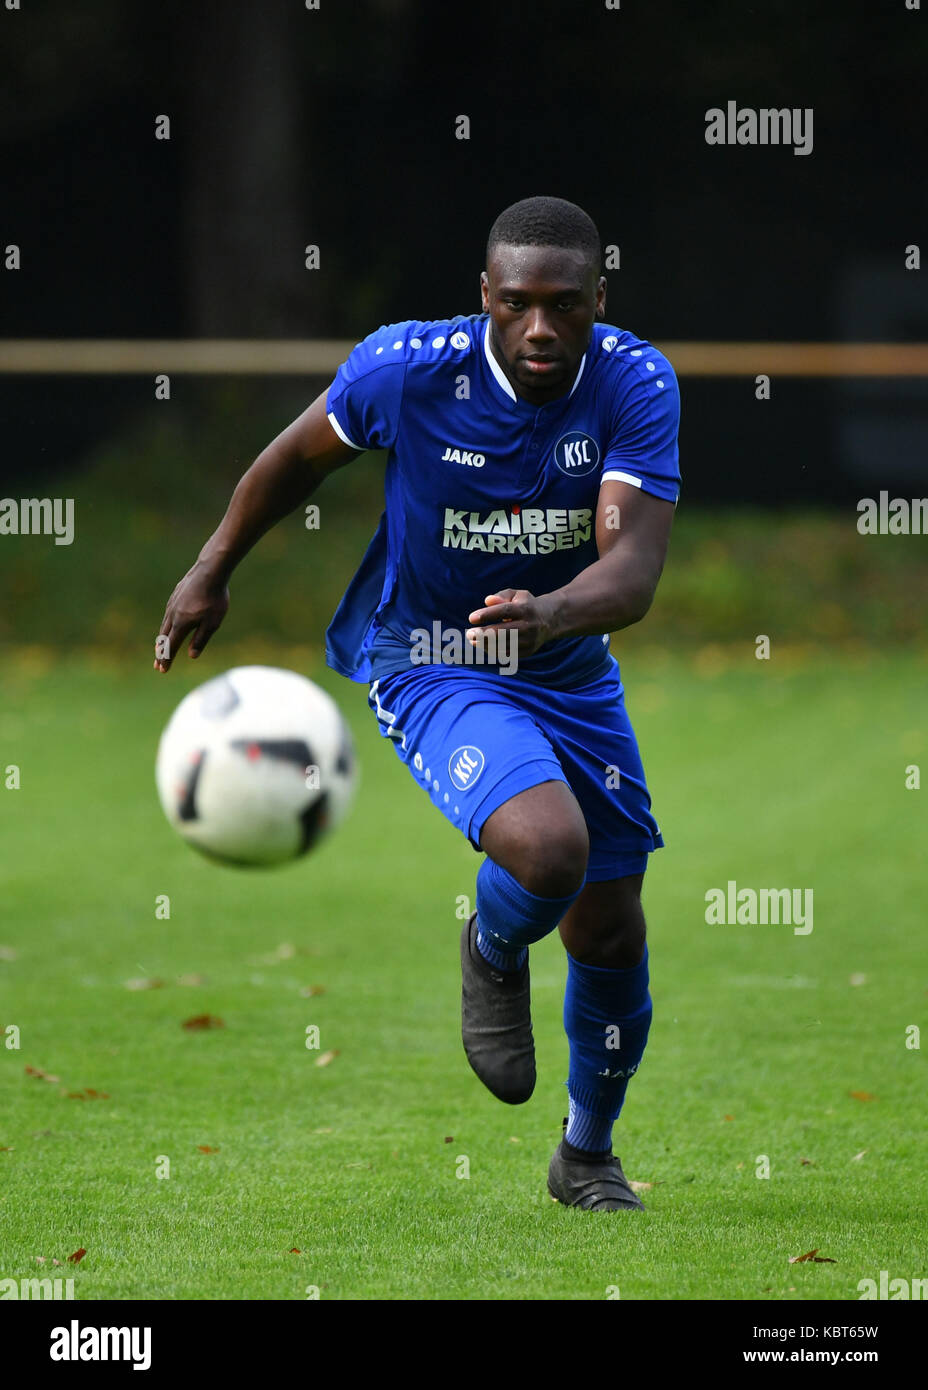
449, 745, 485, 791
554, 431, 600, 477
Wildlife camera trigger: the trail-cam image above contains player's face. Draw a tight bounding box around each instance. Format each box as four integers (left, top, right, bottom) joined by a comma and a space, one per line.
481, 245, 606, 404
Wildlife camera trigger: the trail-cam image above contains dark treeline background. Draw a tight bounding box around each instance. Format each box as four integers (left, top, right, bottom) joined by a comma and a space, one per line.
1, 0, 925, 501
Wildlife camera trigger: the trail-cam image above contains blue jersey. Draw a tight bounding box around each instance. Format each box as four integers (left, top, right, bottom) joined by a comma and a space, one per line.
324, 312, 681, 688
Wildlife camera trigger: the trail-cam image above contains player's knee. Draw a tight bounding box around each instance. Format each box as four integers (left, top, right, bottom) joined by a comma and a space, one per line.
603, 915, 646, 968
563, 882, 647, 968
513, 821, 589, 900
480, 782, 589, 900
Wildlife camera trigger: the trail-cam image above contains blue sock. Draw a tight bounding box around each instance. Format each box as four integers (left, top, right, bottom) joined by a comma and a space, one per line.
475, 928, 527, 973
474, 857, 582, 972
563, 944, 652, 1154
565, 1094, 614, 1154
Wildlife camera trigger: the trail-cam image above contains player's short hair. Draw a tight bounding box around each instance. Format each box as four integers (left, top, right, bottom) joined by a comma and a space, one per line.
486, 196, 602, 274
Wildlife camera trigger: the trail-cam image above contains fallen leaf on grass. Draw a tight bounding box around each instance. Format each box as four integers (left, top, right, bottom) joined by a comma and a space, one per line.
0, 1146, 13, 1151
52, 1260, 62, 1267
289, 1248, 301, 1254
851, 1150, 867, 1161
35, 1256, 45, 1264
723, 1114, 734, 1121
299, 985, 325, 998
197, 1145, 219, 1153
124, 977, 164, 991
258, 942, 297, 964
25, 1065, 60, 1082
509, 1136, 521, 1143
629, 1181, 654, 1193
849, 973, 867, 987
443, 1136, 454, 1143
68, 1248, 86, 1263
64, 1088, 110, 1100
800, 1157, 815, 1166
182, 1014, 224, 1030
313, 1126, 333, 1134
314, 1049, 339, 1067
849, 1090, 877, 1102
789, 1249, 837, 1264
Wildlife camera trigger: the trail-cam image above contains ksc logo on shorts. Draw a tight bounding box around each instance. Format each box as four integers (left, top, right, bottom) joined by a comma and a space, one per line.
554, 431, 600, 477
449, 745, 485, 791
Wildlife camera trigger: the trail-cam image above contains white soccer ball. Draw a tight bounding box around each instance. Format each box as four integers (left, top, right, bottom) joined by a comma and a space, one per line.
155, 666, 357, 867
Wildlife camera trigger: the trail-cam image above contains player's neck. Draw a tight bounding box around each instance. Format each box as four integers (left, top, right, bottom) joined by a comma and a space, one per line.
485, 321, 580, 407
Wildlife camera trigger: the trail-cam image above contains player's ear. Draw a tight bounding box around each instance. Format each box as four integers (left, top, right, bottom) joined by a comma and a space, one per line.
595, 275, 607, 319
480, 270, 490, 311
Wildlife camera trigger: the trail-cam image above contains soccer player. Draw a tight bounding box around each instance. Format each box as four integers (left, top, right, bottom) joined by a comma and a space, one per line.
155, 196, 680, 1212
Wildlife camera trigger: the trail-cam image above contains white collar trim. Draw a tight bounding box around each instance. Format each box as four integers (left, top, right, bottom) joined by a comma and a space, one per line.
569, 350, 587, 396
482, 320, 586, 403
483, 321, 517, 400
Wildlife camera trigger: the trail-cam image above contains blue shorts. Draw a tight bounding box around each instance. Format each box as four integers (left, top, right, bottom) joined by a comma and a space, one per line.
367, 657, 664, 883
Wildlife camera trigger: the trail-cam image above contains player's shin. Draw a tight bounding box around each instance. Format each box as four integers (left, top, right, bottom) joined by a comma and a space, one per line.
474, 857, 582, 972
562, 945, 652, 1155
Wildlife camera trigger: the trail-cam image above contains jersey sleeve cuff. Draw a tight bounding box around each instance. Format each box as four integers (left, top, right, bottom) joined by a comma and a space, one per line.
601, 468, 680, 505
600, 469, 643, 488
327, 409, 363, 452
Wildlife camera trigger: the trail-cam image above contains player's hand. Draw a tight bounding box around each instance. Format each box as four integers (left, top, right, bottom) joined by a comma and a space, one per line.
465, 588, 557, 660
153, 561, 230, 672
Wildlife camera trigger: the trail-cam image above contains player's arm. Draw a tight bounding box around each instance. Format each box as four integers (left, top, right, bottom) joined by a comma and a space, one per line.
467, 480, 674, 654
154, 388, 358, 672
541, 479, 675, 637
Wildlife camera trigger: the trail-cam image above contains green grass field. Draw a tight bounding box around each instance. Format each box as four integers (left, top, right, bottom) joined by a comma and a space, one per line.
1, 642, 925, 1300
